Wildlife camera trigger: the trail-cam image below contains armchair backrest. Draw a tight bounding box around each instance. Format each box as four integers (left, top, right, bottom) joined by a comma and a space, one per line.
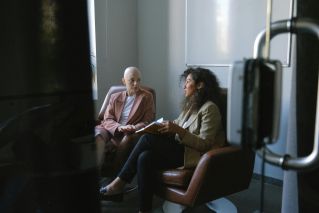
97, 85, 156, 121
220, 88, 228, 136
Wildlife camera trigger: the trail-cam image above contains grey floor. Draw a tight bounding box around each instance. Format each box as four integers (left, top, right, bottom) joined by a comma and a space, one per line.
100, 178, 282, 213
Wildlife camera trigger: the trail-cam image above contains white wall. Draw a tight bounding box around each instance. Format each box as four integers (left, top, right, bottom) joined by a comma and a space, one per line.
137, 0, 231, 119
95, 0, 294, 180
94, 0, 138, 113
137, 0, 181, 119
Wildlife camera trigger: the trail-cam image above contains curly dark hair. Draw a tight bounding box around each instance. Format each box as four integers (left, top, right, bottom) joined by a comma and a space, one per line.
180, 67, 223, 113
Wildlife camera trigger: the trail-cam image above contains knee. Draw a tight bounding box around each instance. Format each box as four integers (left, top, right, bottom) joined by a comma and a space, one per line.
135, 134, 151, 148
138, 133, 158, 145
95, 127, 110, 142
95, 135, 104, 144
139, 133, 152, 142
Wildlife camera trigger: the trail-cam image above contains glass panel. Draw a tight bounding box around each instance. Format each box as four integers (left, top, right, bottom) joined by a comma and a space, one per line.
88, 0, 98, 99
186, 0, 293, 66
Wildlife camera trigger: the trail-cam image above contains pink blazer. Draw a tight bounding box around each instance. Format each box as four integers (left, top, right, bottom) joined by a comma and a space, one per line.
96, 88, 155, 144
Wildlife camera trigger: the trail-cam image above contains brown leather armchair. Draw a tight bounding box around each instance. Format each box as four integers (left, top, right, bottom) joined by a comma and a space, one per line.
96, 85, 156, 177
154, 90, 255, 209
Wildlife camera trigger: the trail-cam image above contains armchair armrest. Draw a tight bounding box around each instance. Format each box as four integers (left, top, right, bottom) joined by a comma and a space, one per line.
184, 145, 254, 205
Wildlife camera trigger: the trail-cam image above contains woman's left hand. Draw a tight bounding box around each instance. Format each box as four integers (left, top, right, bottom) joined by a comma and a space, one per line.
158, 121, 187, 139
157, 121, 177, 133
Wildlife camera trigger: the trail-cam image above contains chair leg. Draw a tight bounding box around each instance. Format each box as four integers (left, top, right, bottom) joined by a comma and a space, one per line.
205, 198, 237, 213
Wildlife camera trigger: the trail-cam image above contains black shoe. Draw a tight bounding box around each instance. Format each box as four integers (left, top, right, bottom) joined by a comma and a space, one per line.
99, 186, 124, 202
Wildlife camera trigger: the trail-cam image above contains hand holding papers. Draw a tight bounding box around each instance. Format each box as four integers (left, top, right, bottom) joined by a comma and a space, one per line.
135, 118, 164, 134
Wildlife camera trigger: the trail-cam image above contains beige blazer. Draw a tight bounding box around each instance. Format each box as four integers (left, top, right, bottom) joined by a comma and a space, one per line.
174, 101, 226, 168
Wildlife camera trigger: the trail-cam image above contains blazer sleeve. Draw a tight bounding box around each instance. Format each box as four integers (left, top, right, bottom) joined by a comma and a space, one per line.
100, 94, 121, 136
180, 103, 223, 152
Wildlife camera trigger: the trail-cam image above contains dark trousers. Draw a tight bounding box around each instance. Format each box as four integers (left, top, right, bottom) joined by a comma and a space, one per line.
118, 133, 184, 211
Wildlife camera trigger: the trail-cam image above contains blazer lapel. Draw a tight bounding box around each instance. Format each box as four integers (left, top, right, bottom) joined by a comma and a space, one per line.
126, 90, 143, 124
182, 101, 210, 129
183, 112, 197, 129
114, 91, 126, 121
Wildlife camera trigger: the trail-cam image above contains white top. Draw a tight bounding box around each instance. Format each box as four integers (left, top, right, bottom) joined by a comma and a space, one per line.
119, 95, 136, 125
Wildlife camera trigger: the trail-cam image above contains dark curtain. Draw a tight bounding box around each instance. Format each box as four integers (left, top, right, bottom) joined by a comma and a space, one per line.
296, 0, 319, 212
